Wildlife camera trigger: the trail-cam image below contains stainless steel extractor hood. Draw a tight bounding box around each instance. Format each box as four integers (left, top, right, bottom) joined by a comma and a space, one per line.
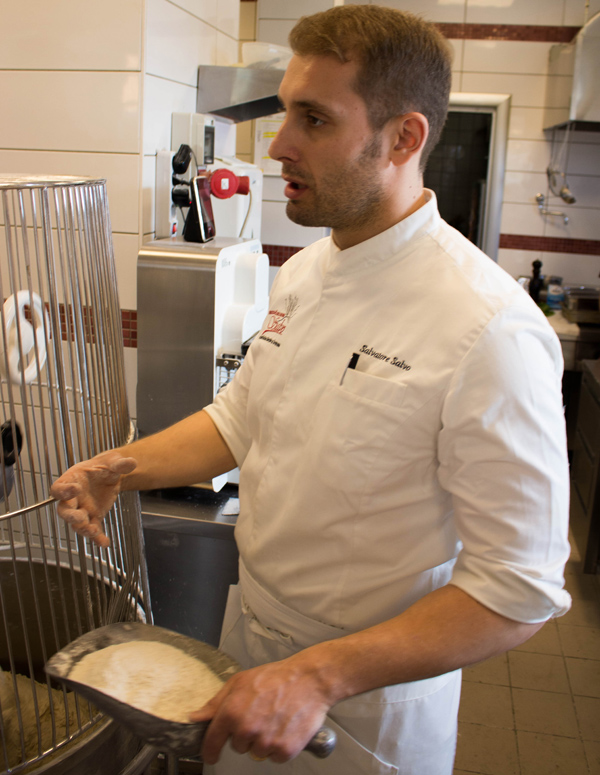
544, 12, 600, 131
196, 66, 284, 123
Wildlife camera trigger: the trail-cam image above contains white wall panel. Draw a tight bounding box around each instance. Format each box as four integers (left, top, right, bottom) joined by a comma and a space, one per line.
256, 19, 295, 47
465, 0, 563, 26
258, 0, 333, 19
261, 201, 328, 247
142, 156, 157, 237
0, 72, 141, 154
0, 151, 140, 235
142, 75, 198, 156
0, 0, 142, 70
146, 0, 217, 86
499, 249, 600, 287
541, 207, 600, 241
447, 40, 464, 72
564, 0, 600, 26
461, 73, 547, 108
498, 249, 541, 278
537, 253, 600, 287
503, 169, 600, 230
450, 71, 463, 93
216, 31, 240, 65
217, 0, 240, 38
509, 108, 548, 140
168, 0, 218, 27
112, 233, 141, 309
503, 171, 547, 204
347, 0, 466, 24
463, 41, 552, 75
263, 175, 287, 203
506, 140, 552, 173
501, 202, 545, 236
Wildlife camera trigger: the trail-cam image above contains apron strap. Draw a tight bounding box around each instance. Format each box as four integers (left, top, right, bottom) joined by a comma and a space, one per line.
239, 559, 349, 650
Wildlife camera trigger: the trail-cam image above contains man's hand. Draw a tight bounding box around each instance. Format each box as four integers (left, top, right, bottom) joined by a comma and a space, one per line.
190, 657, 332, 764
50, 451, 137, 548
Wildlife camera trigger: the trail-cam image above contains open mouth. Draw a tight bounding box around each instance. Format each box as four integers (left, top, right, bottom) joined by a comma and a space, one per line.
283, 178, 308, 200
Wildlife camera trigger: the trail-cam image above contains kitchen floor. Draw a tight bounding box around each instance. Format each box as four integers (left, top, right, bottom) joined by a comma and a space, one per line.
454, 533, 600, 775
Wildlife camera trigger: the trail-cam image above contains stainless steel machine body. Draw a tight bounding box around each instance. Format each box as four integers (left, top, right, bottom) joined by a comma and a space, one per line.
141, 487, 239, 648
0, 175, 149, 774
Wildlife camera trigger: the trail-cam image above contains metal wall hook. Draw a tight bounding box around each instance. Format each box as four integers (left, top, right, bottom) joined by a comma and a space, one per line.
535, 193, 569, 224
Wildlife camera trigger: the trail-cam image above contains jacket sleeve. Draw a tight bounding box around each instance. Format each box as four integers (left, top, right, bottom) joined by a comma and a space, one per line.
438, 304, 572, 623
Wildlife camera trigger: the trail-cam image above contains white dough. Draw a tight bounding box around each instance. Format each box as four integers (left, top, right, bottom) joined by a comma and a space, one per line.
69, 641, 224, 723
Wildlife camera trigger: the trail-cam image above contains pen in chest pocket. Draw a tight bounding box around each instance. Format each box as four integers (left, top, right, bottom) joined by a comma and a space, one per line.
340, 352, 360, 385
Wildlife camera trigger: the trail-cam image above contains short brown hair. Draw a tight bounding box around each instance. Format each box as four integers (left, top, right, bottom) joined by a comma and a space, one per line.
289, 5, 452, 170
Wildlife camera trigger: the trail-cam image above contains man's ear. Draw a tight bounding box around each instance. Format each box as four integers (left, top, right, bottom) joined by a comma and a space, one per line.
389, 112, 429, 167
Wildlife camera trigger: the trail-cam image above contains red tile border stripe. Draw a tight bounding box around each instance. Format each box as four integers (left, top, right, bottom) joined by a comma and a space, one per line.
262, 244, 301, 267
117, 233, 597, 348
437, 23, 580, 42
499, 234, 600, 255
121, 309, 137, 348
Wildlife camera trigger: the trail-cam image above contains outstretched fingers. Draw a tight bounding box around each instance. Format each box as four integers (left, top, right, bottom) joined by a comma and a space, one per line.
51, 453, 138, 548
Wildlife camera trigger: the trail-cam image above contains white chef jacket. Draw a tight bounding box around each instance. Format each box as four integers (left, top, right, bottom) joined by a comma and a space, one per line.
204, 189, 571, 635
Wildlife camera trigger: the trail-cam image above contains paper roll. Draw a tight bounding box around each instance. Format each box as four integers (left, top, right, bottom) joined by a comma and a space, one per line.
1, 291, 49, 385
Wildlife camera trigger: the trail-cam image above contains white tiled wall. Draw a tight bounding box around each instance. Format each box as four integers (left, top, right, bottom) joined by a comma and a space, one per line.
0, 0, 241, 418
256, 0, 600, 288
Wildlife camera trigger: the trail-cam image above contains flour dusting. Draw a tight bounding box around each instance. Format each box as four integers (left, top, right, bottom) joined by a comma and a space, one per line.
69, 641, 224, 723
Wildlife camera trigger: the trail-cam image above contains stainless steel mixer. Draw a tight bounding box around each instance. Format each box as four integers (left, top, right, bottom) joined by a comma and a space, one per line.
0, 176, 151, 774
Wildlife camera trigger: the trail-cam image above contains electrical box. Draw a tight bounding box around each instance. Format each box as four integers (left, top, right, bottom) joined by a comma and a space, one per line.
172, 113, 216, 166
155, 112, 263, 242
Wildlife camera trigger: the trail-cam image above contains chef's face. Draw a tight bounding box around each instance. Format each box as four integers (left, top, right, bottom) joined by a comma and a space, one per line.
269, 54, 390, 248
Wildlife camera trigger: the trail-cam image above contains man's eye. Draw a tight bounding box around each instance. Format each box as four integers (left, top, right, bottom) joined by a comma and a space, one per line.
307, 115, 325, 127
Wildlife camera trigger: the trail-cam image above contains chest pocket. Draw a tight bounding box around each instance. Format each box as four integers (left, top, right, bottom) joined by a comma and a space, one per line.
306, 369, 407, 498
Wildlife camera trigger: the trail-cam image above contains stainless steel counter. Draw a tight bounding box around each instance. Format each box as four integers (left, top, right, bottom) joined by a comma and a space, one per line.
141, 486, 239, 647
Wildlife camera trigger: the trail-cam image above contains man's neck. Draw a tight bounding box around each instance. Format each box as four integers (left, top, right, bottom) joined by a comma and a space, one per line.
331, 186, 428, 251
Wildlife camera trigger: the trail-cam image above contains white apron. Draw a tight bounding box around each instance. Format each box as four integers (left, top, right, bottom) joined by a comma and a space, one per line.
203, 563, 461, 775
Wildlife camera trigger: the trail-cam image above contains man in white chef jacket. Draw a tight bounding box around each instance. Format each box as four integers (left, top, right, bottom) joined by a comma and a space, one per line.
52, 6, 572, 774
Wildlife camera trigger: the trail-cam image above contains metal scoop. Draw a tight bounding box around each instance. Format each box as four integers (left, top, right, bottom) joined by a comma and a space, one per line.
45, 622, 336, 758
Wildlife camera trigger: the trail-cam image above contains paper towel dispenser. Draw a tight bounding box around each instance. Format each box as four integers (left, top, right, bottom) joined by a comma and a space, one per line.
544, 12, 600, 131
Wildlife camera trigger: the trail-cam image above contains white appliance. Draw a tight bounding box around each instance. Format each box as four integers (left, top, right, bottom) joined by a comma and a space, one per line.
137, 237, 269, 490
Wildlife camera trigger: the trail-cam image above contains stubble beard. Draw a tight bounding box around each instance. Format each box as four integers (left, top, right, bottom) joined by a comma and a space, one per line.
284, 133, 386, 231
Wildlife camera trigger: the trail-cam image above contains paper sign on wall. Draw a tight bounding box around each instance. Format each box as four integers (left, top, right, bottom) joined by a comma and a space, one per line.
254, 114, 285, 176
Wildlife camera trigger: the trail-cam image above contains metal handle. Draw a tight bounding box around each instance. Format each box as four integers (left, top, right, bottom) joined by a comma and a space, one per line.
304, 725, 336, 758
119, 744, 159, 775
0, 496, 56, 523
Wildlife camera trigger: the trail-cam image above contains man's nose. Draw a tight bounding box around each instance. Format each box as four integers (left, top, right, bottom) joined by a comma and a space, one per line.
268, 118, 297, 163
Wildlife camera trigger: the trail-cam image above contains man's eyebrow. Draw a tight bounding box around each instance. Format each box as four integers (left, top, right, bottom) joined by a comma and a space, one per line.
277, 96, 333, 115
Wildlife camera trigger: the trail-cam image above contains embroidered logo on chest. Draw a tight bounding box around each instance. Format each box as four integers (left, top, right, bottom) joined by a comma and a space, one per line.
261, 295, 299, 339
